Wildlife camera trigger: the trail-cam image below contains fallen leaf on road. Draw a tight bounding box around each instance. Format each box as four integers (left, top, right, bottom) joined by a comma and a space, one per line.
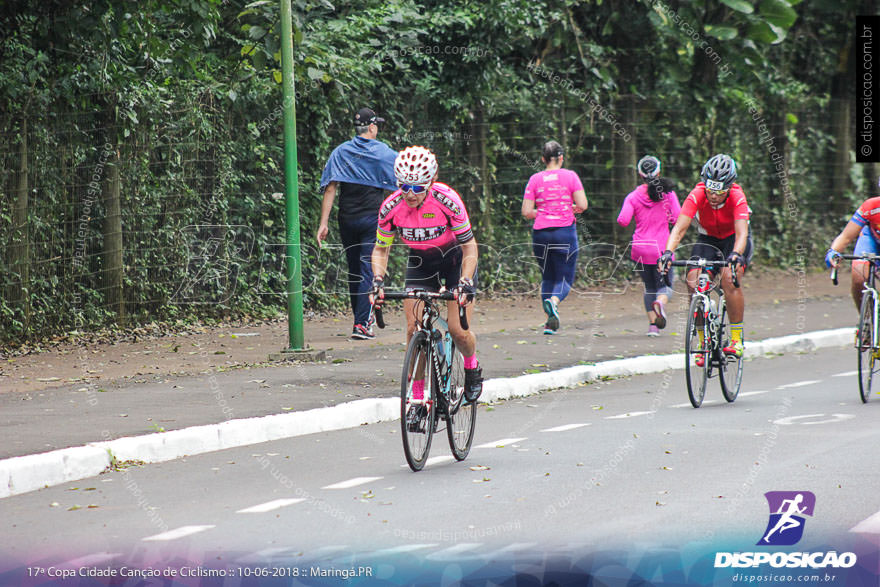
516, 340, 528, 345
68, 505, 82, 511
473, 477, 491, 483
469, 465, 490, 471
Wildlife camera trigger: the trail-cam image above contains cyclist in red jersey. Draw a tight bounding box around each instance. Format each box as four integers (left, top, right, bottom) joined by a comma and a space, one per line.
825, 191, 880, 311
369, 146, 482, 403
658, 154, 752, 359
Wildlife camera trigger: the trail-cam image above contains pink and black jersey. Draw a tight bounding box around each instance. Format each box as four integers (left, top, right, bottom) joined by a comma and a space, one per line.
376, 182, 474, 253
852, 197, 880, 241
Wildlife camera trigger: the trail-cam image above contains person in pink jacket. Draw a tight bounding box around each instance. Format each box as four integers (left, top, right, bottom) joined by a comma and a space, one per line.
617, 156, 681, 336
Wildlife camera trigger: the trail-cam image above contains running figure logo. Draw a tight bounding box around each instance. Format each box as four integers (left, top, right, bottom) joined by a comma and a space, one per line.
758, 491, 816, 546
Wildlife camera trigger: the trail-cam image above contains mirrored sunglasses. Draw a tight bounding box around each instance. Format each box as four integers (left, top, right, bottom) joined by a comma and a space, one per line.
706, 188, 729, 197
399, 184, 427, 194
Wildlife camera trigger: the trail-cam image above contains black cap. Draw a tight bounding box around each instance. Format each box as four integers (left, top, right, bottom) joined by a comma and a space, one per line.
354, 107, 384, 126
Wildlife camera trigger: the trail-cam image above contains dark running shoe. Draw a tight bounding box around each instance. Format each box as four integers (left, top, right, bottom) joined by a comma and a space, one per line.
351, 324, 375, 340
464, 365, 483, 403
652, 300, 667, 330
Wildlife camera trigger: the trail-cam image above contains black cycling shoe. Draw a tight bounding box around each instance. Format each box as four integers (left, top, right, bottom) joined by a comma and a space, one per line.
406, 405, 427, 432
464, 365, 483, 403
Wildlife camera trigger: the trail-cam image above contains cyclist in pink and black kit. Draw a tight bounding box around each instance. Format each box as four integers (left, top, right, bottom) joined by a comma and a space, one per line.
826, 188, 880, 312
659, 154, 752, 360
370, 146, 483, 403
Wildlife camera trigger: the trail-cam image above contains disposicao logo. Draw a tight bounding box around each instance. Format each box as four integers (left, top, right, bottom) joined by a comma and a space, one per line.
714, 491, 857, 569
759, 491, 815, 546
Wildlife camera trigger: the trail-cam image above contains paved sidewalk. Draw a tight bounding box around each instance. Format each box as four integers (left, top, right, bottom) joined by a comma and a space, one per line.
0, 293, 851, 462
0, 291, 850, 471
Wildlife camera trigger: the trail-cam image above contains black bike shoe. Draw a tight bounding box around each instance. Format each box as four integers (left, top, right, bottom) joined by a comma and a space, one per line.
464, 365, 483, 403
406, 405, 427, 432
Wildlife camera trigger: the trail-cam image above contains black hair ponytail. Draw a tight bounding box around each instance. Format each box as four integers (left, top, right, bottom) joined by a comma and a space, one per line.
646, 177, 675, 202
542, 140, 564, 162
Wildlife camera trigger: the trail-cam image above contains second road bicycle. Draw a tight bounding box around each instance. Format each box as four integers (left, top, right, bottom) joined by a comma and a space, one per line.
831, 253, 880, 403
374, 290, 477, 471
671, 258, 744, 408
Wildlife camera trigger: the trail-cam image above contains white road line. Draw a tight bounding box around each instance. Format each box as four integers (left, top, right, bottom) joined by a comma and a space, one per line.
738, 390, 771, 398
426, 455, 454, 467
426, 543, 482, 561
802, 414, 856, 425
372, 544, 439, 556
143, 525, 215, 541
774, 414, 855, 426
541, 423, 591, 432
670, 391, 768, 408
670, 400, 720, 408
56, 553, 122, 568
322, 476, 383, 489
850, 511, 880, 534
475, 437, 528, 449
833, 371, 859, 377
605, 411, 656, 419
236, 498, 305, 513
776, 380, 822, 389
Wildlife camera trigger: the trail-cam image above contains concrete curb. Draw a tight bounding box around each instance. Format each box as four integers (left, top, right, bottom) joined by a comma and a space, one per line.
0, 327, 853, 499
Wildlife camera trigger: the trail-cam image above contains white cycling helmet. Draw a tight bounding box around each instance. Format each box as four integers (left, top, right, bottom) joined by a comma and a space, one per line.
394, 146, 438, 186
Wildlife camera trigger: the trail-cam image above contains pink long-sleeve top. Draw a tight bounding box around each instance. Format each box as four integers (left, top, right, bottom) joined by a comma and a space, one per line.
617, 184, 681, 264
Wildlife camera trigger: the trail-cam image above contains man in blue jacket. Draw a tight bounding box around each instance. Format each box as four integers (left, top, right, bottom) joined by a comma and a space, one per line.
317, 108, 398, 339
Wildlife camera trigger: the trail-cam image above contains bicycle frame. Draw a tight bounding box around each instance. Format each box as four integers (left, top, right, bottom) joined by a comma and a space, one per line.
832, 254, 880, 350
375, 289, 467, 400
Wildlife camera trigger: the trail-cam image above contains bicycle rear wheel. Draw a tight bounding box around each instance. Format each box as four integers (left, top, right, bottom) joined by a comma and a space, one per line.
858, 293, 876, 403
401, 331, 434, 471
685, 295, 709, 408
719, 298, 743, 403
446, 346, 476, 461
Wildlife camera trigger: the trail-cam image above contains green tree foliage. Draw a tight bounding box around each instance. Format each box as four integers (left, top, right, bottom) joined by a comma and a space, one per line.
0, 0, 866, 342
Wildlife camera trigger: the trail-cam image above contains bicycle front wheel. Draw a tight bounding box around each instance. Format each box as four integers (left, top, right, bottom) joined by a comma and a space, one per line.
446, 347, 476, 461
719, 298, 743, 403
858, 293, 876, 403
401, 330, 434, 471
685, 295, 709, 408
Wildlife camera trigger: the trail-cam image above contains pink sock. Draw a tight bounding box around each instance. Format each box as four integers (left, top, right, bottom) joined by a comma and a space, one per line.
463, 354, 478, 370
412, 379, 425, 400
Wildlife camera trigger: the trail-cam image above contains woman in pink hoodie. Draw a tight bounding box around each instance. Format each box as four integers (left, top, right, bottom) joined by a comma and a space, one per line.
617, 156, 681, 336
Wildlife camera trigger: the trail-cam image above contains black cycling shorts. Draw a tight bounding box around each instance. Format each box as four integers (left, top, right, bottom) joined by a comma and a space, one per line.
689, 233, 754, 270
405, 247, 478, 292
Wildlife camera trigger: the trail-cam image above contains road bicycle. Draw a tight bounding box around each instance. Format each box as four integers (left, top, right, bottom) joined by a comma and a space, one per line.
671, 258, 743, 408
374, 290, 477, 471
831, 253, 880, 403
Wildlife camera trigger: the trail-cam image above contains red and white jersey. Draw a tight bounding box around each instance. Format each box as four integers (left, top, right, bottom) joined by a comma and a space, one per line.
680, 182, 750, 239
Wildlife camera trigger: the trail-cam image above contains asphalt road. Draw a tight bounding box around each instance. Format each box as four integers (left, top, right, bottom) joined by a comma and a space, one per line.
3, 345, 879, 579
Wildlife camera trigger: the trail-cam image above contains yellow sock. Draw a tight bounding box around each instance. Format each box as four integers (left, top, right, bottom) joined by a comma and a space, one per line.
698, 330, 705, 345
731, 322, 743, 344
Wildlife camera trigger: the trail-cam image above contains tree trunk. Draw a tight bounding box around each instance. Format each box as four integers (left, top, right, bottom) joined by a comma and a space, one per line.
477, 104, 492, 238
9, 117, 31, 330
102, 145, 125, 327
829, 39, 853, 215
610, 96, 637, 242
768, 97, 789, 211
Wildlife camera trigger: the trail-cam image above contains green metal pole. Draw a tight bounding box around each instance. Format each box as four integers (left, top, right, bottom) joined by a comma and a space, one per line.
280, 0, 305, 350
